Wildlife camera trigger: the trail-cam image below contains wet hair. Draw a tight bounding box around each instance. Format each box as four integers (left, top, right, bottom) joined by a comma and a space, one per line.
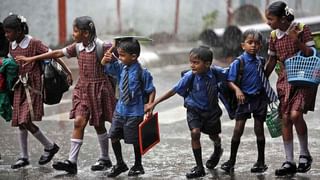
0, 22, 9, 57
3, 14, 29, 34
117, 38, 141, 57
267, 1, 294, 22
242, 29, 263, 43
73, 16, 97, 44
189, 46, 213, 64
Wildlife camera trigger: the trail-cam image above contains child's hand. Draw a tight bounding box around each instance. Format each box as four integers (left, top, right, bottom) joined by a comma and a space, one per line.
67, 73, 73, 86
101, 44, 115, 65
288, 24, 302, 42
15, 56, 34, 66
235, 89, 245, 104
144, 102, 155, 114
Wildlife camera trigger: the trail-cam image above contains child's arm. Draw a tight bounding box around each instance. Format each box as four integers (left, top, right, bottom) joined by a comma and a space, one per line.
144, 89, 156, 116
15, 49, 64, 64
53, 57, 73, 85
228, 81, 245, 104
265, 55, 277, 78
101, 44, 115, 65
145, 89, 176, 113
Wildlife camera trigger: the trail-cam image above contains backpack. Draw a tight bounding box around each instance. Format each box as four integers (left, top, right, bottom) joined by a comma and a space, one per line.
76, 39, 117, 97
42, 59, 70, 105
180, 57, 244, 119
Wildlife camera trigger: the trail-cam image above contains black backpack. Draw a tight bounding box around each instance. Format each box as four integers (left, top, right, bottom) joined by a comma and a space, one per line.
42, 59, 70, 105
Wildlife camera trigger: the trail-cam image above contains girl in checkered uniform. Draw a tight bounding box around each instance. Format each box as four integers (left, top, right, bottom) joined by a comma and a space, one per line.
265, 1, 317, 176
16, 16, 116, 174
3, 14, 72, 169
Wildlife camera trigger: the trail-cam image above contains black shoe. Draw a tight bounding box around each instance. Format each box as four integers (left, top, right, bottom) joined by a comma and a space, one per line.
128, 164, 145, 176
107, 163, 129, 177
186, 166, 205, 178
39, 143, 60, 165
297, 155, 313, 173
206, 148, 223, 169
251, 162, 268, 173
52, 160, 77, 174
275, 161, 297, 176
91, 159, 112, 171
11, 158, 30, 169
220, 160, 235, 173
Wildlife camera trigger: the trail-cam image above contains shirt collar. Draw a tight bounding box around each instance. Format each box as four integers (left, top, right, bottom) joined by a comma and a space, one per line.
11, 35, 32, 49
275, 22, 297, 39
76, 39, 96, 53
242, 52, 256, 62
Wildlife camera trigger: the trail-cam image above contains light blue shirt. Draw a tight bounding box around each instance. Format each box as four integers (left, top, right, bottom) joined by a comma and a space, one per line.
105, 60, 155, 116
227, 52, 263, 95
173, 69, 220, 111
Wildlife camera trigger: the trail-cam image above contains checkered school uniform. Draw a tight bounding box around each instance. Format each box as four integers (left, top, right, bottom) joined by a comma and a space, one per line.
268, 23, 317, 114
10, 36, 47, 126
64, 42, 116, 126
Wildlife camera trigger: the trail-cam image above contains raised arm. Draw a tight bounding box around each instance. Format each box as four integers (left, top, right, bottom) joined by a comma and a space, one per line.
15, 49, 65, 63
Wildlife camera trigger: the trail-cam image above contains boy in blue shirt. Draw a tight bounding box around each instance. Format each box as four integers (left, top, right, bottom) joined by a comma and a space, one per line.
220, 29, 271, 173
145, 46, 224, 178
102, 37, 156, 177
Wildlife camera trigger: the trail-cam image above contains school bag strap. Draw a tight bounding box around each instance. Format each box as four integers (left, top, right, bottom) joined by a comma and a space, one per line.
270, 23, 305, 42
137, 64, 152, 103
235, 55, 244, 85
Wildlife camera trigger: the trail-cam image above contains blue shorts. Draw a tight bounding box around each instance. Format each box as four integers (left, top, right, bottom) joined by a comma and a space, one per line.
186, 107, 222, 135
235, 91, 268, 120
109, 112, 143, 144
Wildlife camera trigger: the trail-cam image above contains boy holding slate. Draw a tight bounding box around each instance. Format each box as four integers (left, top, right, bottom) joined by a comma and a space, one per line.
102, 37, 156, 177
145, 46, 224, 178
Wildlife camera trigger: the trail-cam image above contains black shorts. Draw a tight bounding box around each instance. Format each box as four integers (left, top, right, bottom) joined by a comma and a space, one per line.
235, 91, 268, 121
186, 107, 222, 135
108, 113, 143, 144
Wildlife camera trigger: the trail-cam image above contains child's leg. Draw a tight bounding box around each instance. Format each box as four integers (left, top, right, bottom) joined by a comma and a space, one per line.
229, 119, 246, 164
68, 116, 88, 163
191, 128, 203, 168
91, 125, 112, 171
290, 111, 312, 173
11, 126, 30, 169
95, 125, 111, 161
18, 126, 29, 159
253, 117, 265, 164
206, 134, 223, 169
111, 139, 124, 164
281, 114, 294, 163
133, 143, 141, 166
23, 121, 59, 165
52, 115, 87, 174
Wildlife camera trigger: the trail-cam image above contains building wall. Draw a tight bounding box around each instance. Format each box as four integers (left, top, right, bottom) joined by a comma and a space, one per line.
1, 0, 319, 46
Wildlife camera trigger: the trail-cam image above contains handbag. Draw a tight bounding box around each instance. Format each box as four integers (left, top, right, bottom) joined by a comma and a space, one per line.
42, 59, 69, 105
266, 102, 282, 138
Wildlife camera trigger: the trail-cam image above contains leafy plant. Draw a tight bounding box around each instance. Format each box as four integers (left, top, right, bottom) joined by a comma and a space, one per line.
202, 10, 218, 29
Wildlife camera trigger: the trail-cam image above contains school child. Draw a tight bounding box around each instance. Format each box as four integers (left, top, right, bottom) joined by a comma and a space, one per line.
2, 14, 72, 169
102, 37, 156, 177
145, 46, 224, 178
220, 29, 271, 173
15, 16, 116, 174
265, 1, 316, 176
0, 21, 18, 160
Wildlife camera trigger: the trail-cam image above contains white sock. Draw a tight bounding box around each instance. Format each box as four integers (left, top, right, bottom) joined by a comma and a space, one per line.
97, 131, 110, 161
298, 134, 310, 156
68, 139, 83, 164
32, 129, 54, 150
19, 129, 29, 159
284, 140, 294, 163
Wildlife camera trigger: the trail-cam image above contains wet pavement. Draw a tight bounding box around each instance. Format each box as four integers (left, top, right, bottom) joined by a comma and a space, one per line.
0, 45, 320, 179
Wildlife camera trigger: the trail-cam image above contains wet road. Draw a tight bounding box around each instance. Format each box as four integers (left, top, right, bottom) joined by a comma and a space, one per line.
0, 49, 320, 179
